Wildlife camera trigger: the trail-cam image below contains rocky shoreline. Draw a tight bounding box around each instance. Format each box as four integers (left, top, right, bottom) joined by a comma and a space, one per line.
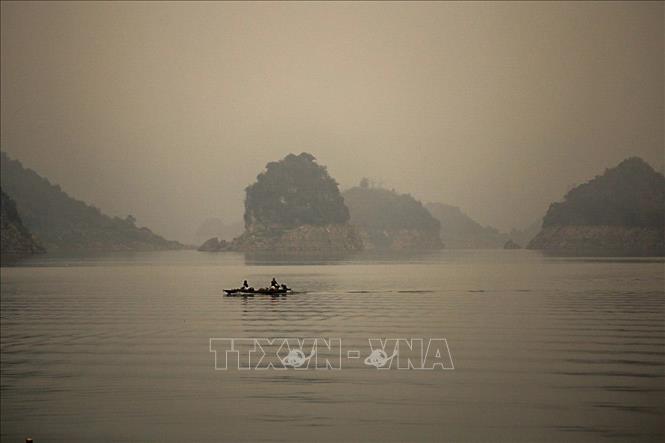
527, 225, 664, 257
356, 227, 443, 251
199, 223, 363, 254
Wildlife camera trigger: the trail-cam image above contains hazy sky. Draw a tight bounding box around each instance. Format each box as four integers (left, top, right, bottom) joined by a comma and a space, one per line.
1, 1, 663, 242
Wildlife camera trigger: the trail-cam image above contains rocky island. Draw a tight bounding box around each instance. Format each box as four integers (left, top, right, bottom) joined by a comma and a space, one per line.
528, 157, 664, 256
343, 180, 443, 251
205, 153, 362, 255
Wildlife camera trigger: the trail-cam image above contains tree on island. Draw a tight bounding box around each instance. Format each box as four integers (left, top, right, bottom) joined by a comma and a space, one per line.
244, 153, 350, 230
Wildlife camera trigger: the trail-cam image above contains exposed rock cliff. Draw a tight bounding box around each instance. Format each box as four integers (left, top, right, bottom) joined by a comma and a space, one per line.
354, 227, 442, 251
528, 157, 665, 256
528, 225, 663, 256
1, 188, 45, 258
233, 223, 363, 254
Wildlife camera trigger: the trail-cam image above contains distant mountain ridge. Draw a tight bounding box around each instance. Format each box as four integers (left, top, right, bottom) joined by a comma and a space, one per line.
425, 202, 540, 249
425, 202, 506, 249
528, 157, 664, 256
0, 151, 184, 252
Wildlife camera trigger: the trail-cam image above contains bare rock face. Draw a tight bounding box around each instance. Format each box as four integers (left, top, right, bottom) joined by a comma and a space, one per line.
528, 226, 664, 256
357, 227, 443, 251
232, 224, 363, 254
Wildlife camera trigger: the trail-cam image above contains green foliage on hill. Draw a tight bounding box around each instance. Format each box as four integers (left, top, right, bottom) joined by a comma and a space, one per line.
343, 183, 440, 232
543, 157, 665, 228
1, 187, 44, 256
244, 153, 350, 230
0, 151, 183, 251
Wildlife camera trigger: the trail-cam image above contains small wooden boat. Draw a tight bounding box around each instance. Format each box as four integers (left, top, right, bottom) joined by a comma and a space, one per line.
224, 287, 291, 296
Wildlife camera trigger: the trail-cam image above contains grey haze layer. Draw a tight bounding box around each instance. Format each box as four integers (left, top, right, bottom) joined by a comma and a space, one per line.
2, 2, 662, 242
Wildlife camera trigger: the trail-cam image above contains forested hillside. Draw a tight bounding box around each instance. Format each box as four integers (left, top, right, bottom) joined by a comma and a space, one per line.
0, 151, 183, 251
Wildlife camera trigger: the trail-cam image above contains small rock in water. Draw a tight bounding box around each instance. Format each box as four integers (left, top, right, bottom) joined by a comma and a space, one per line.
503, 239, 522, 249
198, 237, 230, 252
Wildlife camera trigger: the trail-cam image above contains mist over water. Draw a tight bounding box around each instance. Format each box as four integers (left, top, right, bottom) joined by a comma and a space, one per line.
2, 251, 663, 441
2, 1, 663, 242
1, 2, 664, 442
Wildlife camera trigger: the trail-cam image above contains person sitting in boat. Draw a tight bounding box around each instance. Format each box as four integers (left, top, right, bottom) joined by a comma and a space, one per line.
270, 277, 279, 289
242, 280, 249, 289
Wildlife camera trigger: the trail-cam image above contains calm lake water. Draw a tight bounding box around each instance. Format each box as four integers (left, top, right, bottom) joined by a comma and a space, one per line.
1, 250, 663, 442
